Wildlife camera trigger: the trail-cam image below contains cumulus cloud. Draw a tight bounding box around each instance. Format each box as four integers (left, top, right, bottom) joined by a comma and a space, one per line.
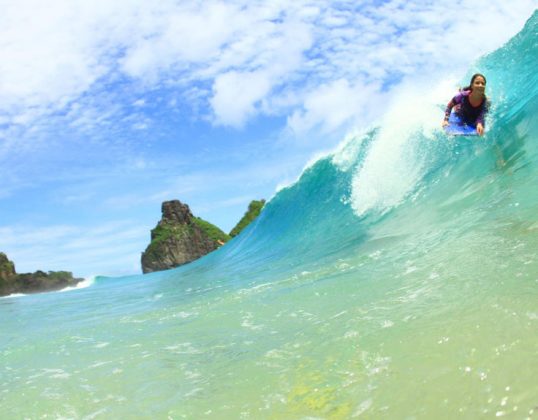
1, 0, 108, 113
287, 78, 382, 134
210, 71, 272, 127
208, 15, 313, 127
120, 2, 242, 78
0, 0, 535, 136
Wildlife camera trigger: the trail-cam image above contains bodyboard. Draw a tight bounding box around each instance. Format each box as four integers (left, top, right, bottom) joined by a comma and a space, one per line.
444, 113, 478, 136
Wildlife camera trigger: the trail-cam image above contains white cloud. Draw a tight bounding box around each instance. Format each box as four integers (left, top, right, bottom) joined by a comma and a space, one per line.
1, 0, 107, 114
0, 0, 535, 135
210, 71, 272, 127
120, 2, 242, 78
208, 15, 313, 126
132, 122, 148, 130
287, 79, 382, 134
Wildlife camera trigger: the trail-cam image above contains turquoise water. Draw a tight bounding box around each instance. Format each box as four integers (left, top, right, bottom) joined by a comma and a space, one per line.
1, 12, 537, 419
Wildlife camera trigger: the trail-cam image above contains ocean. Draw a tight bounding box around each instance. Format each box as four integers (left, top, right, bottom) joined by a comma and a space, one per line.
1, 11, 537, 419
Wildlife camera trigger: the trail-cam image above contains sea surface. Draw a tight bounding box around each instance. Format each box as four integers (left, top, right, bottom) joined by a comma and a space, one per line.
1, 11, 537, 420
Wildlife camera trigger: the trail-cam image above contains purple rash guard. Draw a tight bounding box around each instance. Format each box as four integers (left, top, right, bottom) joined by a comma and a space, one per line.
444, 90, 489, 127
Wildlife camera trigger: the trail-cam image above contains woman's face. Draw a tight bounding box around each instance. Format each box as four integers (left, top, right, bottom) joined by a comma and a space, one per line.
472, 76, 486, 94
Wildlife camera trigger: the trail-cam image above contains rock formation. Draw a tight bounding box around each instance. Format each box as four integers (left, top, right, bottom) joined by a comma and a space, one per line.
229, 199, 266, 237
0, 252, 16, 281
141, 200, 230, 273
0, 252, 83, 297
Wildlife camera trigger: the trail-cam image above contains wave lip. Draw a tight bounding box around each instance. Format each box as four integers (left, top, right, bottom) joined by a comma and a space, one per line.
58, 276, 96, 293
0, 292, 26, 299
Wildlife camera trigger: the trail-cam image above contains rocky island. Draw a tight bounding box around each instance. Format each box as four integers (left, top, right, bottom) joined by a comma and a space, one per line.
0, 198, 265, 294
0, 253, 83, 297
229, 199, 265, 237
141, 199, 265, 273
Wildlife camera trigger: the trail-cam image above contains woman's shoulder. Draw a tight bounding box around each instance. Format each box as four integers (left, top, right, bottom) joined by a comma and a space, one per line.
451, 90, 469, 102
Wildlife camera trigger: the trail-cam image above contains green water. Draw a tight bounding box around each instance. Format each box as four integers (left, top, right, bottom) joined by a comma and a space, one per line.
2, 190, 537, 419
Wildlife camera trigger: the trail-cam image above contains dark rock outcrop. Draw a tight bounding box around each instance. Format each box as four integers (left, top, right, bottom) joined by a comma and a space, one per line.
141, 200, 230, 273
0, 252, 83, 297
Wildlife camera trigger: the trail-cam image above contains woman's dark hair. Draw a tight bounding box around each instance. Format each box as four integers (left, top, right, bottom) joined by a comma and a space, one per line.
463, 73, 487, 92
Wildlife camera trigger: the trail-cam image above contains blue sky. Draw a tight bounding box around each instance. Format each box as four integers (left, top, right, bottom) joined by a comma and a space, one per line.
1, 0, 536, 277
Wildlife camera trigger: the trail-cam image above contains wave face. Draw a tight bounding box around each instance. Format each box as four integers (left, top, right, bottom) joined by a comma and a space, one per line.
1, 12, 537, 419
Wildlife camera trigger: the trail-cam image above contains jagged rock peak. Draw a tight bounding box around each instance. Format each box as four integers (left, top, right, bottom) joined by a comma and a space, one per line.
161, 200, 193, 225
141, 199, 230, 274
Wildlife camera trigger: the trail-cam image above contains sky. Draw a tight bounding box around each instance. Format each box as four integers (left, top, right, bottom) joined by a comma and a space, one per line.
1, 0, 536, 278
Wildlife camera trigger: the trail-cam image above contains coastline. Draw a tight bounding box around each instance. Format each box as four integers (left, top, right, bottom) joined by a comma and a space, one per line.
0, 275, 95, 299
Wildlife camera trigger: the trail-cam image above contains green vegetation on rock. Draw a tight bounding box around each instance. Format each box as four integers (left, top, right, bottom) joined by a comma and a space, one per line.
143, 222, 176, 261
0, 252, 82, 296
144, 217, 230, 263
0, 252, 16, 277
193, 217, 231, 243
15, 270, 79, 291
141, 200, 233, 273
229, 199, 265, 237
0, 252, 16, 293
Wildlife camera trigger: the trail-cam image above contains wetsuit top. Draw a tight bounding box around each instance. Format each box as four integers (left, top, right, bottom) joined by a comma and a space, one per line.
444, 90, 489, 127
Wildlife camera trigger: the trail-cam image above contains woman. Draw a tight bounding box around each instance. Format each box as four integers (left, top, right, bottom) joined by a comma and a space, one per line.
442, 73, 489, 135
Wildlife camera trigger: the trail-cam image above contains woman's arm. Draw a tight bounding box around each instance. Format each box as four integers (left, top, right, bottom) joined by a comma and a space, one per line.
475, 99, 489, 127
442, 93, 462, 126
475, 99, 489, 135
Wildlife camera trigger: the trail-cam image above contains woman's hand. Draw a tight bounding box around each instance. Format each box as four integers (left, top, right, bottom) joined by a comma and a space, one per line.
442, 120, 449, 128
476, 123, 484, 136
